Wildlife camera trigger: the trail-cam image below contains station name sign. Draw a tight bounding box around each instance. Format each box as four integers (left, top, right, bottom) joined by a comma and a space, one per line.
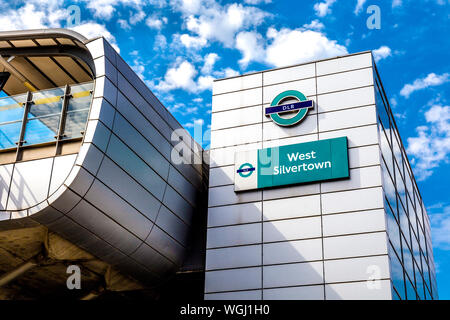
234, 137, 350, 191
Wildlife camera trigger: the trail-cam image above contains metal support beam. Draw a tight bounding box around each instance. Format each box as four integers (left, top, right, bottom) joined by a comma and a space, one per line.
0, 257, 39, 288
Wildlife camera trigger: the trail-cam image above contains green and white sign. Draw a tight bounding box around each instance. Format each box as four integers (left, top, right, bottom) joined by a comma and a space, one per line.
234, 137, 349, 191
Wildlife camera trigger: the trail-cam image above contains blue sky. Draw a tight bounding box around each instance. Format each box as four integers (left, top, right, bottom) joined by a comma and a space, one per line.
0, 0, 449, 299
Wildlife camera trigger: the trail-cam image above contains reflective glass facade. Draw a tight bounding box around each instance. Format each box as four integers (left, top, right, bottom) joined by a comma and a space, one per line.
375, 66, 438, 300
0, 82, 93, 151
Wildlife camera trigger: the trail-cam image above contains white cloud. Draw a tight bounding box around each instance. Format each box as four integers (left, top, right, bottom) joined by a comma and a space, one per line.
201, 53, 219, 74
173, 1, 270, 48
154, 34, 168, 50
407, 104, 450, 180
373, 46, 392, 62
303, 19, 325, 31
71, 22, 120, 53
235, 31, 265, 68
197, 75, 215, 91
314, 0, 337, 17
118, 19, 131, 30
146, 15, 168, 29
130, 10, 146, 24
223, 68, 240, 77
0, 3, 68, 31
156, 58, 216, 93
184, 118, 204, 128
400, 73, 450, 98
354, 0, 367, 15
81, 0, 144, 20
179, 34, 208, 48
265, 27, 348, 68
156, 60, 198, 92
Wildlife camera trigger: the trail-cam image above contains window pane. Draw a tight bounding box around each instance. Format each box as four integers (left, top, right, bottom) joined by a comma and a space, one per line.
67, 82, 93, 112
0, 93, 27, 123
28, 87, 64, 119
24, 115, 60, 145
405, 274, 417, 300
389, 241, 406, 300
0, 121, 22, 149
386, 198, 401, 256
63, 110, 88, 139
402, 234, 414, 286
399, 201, 411, 250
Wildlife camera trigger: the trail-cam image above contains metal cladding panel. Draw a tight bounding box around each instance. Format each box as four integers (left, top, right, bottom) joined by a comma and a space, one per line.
0, 164, 13, 210
96, 157, 162, 222
7, 158, 53, 210
66, 199, 143, 255
83, 179, 154, 240
0, 32, 207, 286
49, 154, 77, 195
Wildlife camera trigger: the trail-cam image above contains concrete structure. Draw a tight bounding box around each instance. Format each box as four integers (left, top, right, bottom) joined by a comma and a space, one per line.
205, 51, 437, 300
0, 29, 207, 299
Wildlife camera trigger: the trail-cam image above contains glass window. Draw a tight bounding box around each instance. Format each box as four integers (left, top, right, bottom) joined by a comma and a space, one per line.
398, 197, 411, 246
402, 233, 414, 284
382, 155, 397, 218
386, 198, 401, 256
395, 161, 407, 212
407, 195, 418, 237
63, 82, 93, 139
0, 93, 27, 149
389, 241, 406, 300
0, 82, 93, 151
414, 262, 425, 300
405, 273, 417, 300
380, 130, 394, 177
393, 130, 405, 179
24, 87, 64, 146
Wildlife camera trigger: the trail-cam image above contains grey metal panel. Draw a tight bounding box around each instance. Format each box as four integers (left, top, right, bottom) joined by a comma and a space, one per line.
112, 113, 170, 179
76, 143, 104, 175
155, 205, 190, 247
94, 75, 117, 106
130, 243, 177, 277
105, 135, 166, 201
162, 185, 194, 225
30, 204, 64, 225
46, 215, 110, 253
84, 120, 112, 153
145, 225, 186, 265
114, 90, 202, 188
167, 165, 198, 206
84, 179, 153, 241
89, 97, 116, 129
115, 91, 172, 159
65, 166, 95, 197
67, 199, 142, 255
116, 55, 175, 129
117, 73, 172, 141
48, 186, 81, 213
114, 255, 161, 285
96, 157, 161, 222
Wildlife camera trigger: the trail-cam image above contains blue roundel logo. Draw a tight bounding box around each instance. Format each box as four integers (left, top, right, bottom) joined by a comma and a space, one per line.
237, 163, 255, 178
266, 90, 314, 127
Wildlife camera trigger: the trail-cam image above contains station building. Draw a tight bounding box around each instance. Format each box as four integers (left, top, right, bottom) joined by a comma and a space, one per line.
0, 29, 437, 300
